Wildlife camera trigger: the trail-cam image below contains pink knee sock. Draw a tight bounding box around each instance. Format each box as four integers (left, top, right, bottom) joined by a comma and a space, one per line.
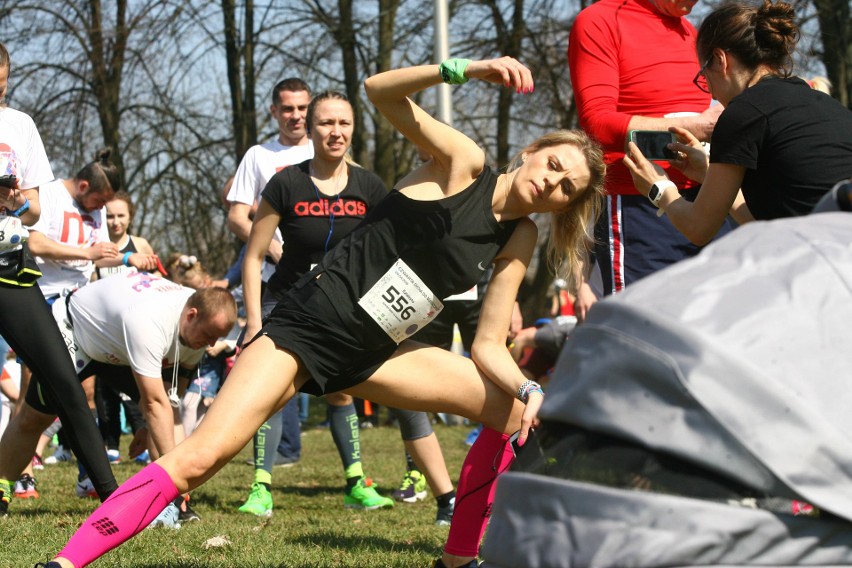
56, 463, 179, 567
444, 427, 515, 557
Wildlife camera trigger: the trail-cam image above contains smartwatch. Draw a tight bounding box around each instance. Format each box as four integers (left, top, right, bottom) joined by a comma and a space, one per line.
648, 180, 676, 208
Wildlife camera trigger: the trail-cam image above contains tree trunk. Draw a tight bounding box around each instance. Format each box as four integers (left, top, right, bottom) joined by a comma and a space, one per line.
812, 0, 851, 108
336, 0, 366, 165
87, 0, 128, 189
222, 0, 258, 162
486, 0, 525, 166
373, 0, 399, 187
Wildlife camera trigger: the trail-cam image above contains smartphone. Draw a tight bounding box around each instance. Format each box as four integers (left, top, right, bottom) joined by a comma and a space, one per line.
628, 130, 676, 160
0, 175, 17, 188
509, 428, 539, 457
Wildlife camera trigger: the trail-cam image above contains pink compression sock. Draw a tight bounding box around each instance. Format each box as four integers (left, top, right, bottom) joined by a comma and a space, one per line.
444, 427, 515, 557
56, 463, 179, 568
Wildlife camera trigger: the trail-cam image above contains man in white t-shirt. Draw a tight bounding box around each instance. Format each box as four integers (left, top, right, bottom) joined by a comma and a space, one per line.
0, 274, 236, 507
226, 77, 314, 282
225, 78, 313, 466
27, 157, 158, 298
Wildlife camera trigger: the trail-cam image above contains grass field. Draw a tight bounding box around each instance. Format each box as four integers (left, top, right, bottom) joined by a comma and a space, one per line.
4, 411, 475, 568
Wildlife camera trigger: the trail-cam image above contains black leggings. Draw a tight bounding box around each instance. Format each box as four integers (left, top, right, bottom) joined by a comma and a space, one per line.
0, 283, 116, 500
96, 376, 146, 450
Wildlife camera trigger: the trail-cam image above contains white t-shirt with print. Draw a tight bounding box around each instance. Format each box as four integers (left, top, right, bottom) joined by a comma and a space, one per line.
68, 273, 205, 378
227, 139, 314, 281
0, 107, 54, 216
27, 179, 109, 296
0, 107, 54, 189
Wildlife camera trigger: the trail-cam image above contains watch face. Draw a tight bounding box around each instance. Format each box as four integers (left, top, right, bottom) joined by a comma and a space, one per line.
649, 184, 660, 201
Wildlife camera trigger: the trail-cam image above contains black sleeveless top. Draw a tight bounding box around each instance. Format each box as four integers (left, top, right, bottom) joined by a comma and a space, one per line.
300, 167, 520, 348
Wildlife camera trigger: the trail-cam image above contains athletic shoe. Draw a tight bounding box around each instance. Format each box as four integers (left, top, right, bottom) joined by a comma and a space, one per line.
1, 478, 10, 516
32, 453, 44, 470
14, 474, 38, 499
146, 502, 181, 529
344, 477, 393, 510
238, 482, 273, 517
43, 445, 73, 465
392, 469, 427, 503
134, 449, 150, 464
435, 495, 455, 526
431, 558, 480, 568
464, 426, 482, 446
75, 476, 98, 499
107, 449, 122, 464
178, 498, 201, 523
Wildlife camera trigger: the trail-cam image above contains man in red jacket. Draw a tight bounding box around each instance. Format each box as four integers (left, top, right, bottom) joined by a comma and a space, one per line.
568, 0, 732, 314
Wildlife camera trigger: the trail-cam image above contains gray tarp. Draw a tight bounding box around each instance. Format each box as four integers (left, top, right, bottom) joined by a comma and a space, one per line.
483, 213, 852, 567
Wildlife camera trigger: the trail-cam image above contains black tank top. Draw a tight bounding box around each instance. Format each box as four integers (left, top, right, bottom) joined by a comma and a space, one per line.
304, 167, 519, 346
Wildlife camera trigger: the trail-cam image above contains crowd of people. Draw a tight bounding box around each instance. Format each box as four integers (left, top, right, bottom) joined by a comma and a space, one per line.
0, 0, 849, 566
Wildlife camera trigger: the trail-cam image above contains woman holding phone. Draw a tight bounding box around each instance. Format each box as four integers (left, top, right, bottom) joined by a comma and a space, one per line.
625, 0, 852, 241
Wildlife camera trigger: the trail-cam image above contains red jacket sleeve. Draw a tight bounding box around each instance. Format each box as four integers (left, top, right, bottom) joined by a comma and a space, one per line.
568, 8, 632, 150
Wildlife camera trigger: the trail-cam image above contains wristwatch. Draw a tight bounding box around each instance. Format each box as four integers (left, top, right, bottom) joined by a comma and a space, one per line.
648, 180, 676, 208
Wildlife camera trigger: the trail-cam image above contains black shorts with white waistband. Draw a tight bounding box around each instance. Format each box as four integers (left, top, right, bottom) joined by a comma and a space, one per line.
255, 279, 397, 396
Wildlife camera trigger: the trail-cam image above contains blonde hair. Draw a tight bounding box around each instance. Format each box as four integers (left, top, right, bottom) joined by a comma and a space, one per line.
506, 130, 606, 283
167, 253, 211, 289
807, 76, 832, 95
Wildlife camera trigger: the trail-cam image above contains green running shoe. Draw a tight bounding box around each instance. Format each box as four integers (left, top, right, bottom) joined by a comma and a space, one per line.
0, 478, 10, 517
392, 469, 428, 503
344, 477, 393, 510
238, 482, 273, 517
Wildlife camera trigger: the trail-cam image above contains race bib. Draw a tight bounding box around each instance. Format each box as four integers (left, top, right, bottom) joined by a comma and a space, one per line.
358, 259, 443, 344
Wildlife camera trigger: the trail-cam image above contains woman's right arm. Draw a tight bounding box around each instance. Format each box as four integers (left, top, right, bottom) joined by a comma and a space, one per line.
242, 199, 280, 343
364, 58, 533, 185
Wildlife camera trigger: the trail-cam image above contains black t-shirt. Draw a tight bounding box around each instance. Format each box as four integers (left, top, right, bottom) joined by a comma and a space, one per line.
262, 160, 388, 299
710, 76, 852, 219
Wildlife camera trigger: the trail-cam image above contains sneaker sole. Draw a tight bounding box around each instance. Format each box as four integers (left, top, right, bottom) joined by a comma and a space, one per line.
148, 522, 182, 529
398, 490, 428, 503
237, 508, 273, 517
237, 507, 272, 519
344, 502, 394, 511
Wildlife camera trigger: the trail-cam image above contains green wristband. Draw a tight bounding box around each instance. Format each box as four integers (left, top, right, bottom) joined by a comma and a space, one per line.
439, 59, 471, 85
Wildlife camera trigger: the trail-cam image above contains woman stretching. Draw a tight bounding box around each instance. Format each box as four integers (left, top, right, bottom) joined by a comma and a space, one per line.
39, 56, 605, 568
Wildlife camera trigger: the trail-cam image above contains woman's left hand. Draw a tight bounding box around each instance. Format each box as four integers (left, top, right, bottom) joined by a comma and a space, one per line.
465, 57, 535, 94
668, 126, 710, 183
130, 253, 160, 272
623, 141, 669, 198
516, 391, 543, 447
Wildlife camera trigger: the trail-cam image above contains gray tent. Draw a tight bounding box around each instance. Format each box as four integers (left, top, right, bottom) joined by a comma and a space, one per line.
483, 213, 852, 568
